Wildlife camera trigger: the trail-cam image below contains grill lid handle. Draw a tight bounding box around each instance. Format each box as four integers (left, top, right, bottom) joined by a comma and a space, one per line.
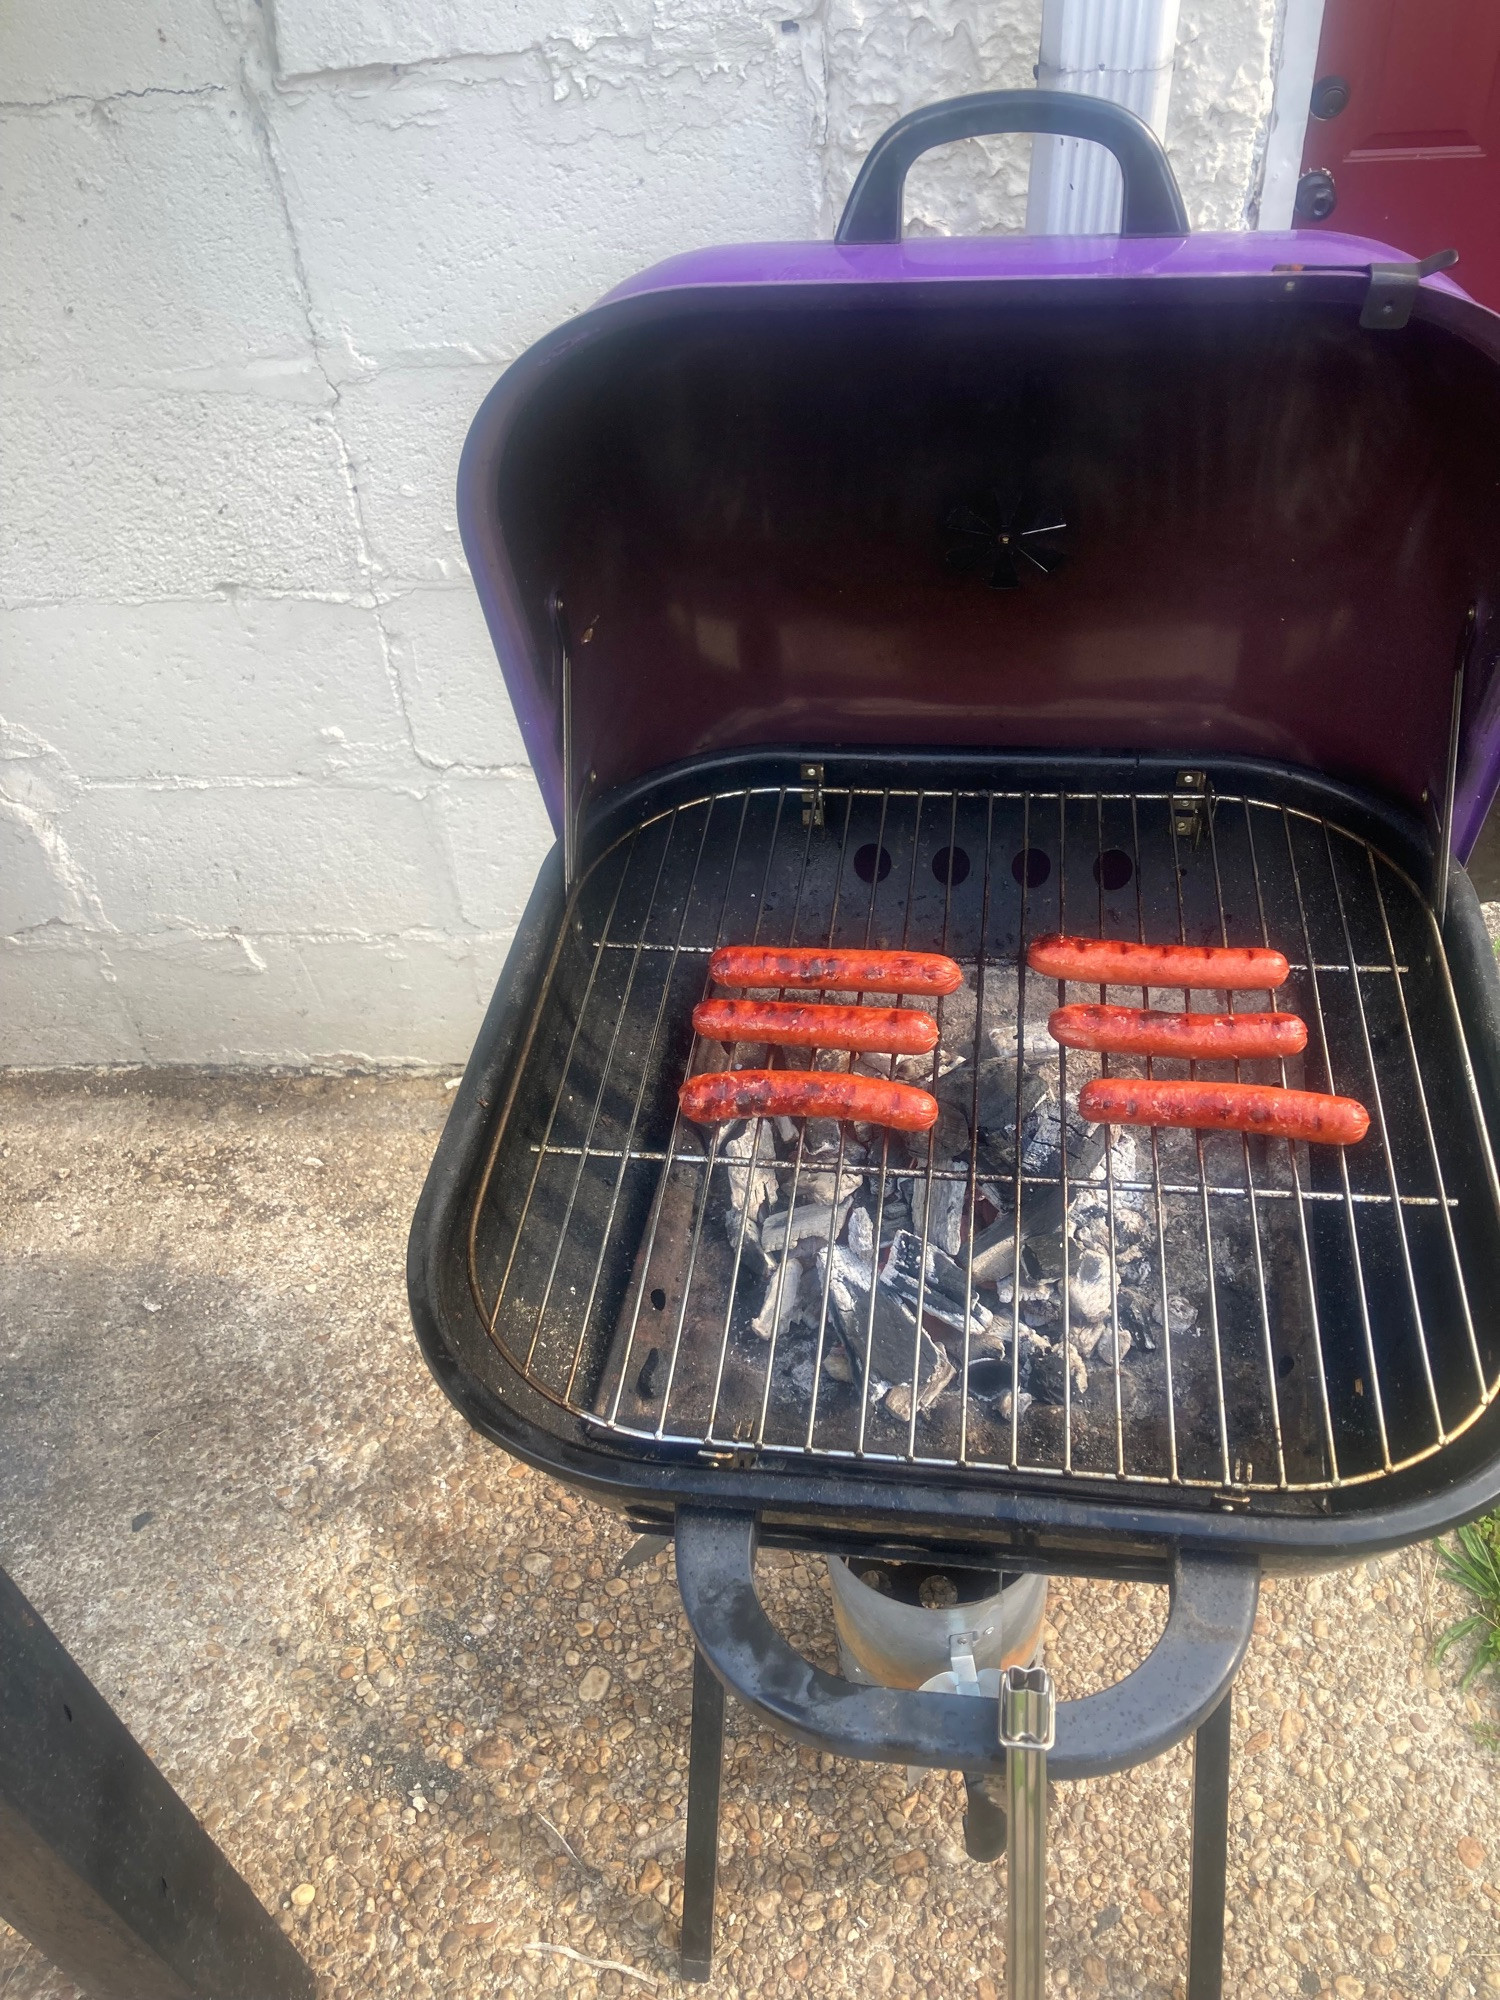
835, 89, 1190, 244
674, 1509, 1256, 1781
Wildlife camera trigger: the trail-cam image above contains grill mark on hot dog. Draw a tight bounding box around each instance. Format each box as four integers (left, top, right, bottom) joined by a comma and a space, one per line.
708, 945, 963, 997
679, 1070, 939, 1133
693, 997, 939, 1056
1049, 1004, 1308, 1061
1028, 934, 1290, 991
1078, 1076, 1369, 1145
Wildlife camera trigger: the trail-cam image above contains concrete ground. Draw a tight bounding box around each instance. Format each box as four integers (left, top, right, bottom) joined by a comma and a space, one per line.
1, 1070, 1497, 2000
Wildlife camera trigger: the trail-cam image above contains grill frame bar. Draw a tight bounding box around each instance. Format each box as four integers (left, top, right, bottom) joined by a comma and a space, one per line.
408, 747, 1500, 1569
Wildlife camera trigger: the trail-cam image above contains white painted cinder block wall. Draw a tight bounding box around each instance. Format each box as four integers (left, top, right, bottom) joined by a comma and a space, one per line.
0, 0, 1281, 1067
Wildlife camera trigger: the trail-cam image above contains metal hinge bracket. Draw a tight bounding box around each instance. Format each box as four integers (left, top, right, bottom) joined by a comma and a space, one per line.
1360, 247, 1458, 331
801, 762, 826, 829
1171, 770, 1210, 846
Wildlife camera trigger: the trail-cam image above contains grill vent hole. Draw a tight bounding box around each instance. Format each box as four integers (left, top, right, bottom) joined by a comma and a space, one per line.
932, 845, 971, 886
854, 843, 893, 884
1011, 848, 1051, 887
1277, 1352, 1295, 1378
1094, 849, 1134, 891
650, 1287, 666, 1311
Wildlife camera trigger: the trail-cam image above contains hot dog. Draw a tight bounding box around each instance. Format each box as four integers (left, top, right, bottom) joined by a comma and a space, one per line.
1049, 1004, 1307, 1061
694, 997, 939, 1056
709, 945, 963, 997
1027, 935, 1289, 991
1078, 1076, 1369, 1145
680, 1070, 939, 1133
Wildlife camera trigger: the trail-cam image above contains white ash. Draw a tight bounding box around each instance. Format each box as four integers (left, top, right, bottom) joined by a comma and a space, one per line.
792, 1167, 852, 1207
751, 1258, 802, 1342
846, 1205, 875, 1262
1067, 1246, 1116, 1323
992, 1275, 1056, 1311
1120, 1286, 1197, 1343
759, 1196, 853, 1255
821, 1341, 855, 1382
1071, 1320, 1133, 1364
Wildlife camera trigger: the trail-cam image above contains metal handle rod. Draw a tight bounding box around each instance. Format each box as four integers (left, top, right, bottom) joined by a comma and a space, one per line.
1001, 1663, 1055, 2000
1435, 603, 1474, 928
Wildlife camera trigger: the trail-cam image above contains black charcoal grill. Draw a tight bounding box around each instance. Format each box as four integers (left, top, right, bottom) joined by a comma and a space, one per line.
409, 97, 1500, 1996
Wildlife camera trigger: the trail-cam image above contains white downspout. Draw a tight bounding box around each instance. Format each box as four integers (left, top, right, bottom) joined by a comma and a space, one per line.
1026, 0, 1182, 235
1257, 0, 1329, 229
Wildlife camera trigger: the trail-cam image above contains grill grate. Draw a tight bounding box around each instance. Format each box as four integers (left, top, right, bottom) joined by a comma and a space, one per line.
467, 780, 1500, 1499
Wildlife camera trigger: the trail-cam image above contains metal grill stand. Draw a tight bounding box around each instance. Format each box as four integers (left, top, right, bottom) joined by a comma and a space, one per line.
673, 1511, 1257, 1996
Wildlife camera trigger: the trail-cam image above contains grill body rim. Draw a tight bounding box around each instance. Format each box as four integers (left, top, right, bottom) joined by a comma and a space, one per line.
407, 745, 1500, 1573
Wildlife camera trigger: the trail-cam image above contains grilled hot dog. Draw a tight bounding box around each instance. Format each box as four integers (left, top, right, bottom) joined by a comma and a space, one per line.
1028, 934, 1289, 991
709, 945, 963, 997
694, 996, 939, 1056
1078, 1077, 1369, 1145
1049, 1003, 1307, 1061
680, 1069, 939, 1132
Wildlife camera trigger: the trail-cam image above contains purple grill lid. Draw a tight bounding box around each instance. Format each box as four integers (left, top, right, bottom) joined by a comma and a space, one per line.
457, 227, 1500, 860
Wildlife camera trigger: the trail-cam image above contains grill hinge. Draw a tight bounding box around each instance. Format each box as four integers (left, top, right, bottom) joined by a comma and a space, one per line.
801, 762, 826, 829
1171, 769, 1211, 846
1360, 247, 1458, 330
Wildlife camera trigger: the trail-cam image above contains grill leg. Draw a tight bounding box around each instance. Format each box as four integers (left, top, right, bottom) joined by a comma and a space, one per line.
1186, 1690, 1233, 2000
0, 1566, 313, 2000
680, 1647, 725, 1982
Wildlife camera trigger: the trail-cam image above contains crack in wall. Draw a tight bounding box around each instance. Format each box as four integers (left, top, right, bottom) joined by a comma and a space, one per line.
0, 84, 229, 113
231, 16, 470, 940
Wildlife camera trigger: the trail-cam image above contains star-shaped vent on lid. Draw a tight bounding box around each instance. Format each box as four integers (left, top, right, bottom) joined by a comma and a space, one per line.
943, 488, 1068, 590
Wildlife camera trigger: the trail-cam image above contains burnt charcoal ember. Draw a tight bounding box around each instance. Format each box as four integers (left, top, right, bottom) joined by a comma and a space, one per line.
976, 1321, 1064, 1403
909, 1169, 967, 1256
750, 1258, 802, 1341
970, 1218, 1020, 1287
719, 1123, 778, 1241
876, 1192, 913, 1239
883, 1345, 956, 1422
1026, 1335, 1089, 1405
878, 1228, 992, 1340
759, 1196, 854, 1255
814, 1227, 952, 1408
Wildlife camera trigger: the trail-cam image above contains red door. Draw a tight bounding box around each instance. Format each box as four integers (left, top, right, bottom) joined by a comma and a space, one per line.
1296, 0, 1500, 312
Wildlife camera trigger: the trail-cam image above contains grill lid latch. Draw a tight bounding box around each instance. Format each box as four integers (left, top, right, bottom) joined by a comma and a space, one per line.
1171, 770, 1211, 846
1360, 247, 1458, 331
801, 762, 826, 829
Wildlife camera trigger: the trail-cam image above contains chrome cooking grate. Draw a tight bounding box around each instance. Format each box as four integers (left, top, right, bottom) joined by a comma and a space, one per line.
466, 780, 1500, 1499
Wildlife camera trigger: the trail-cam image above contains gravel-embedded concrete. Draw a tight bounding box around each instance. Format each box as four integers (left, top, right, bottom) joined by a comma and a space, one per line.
0, 1071, 1496, 2000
